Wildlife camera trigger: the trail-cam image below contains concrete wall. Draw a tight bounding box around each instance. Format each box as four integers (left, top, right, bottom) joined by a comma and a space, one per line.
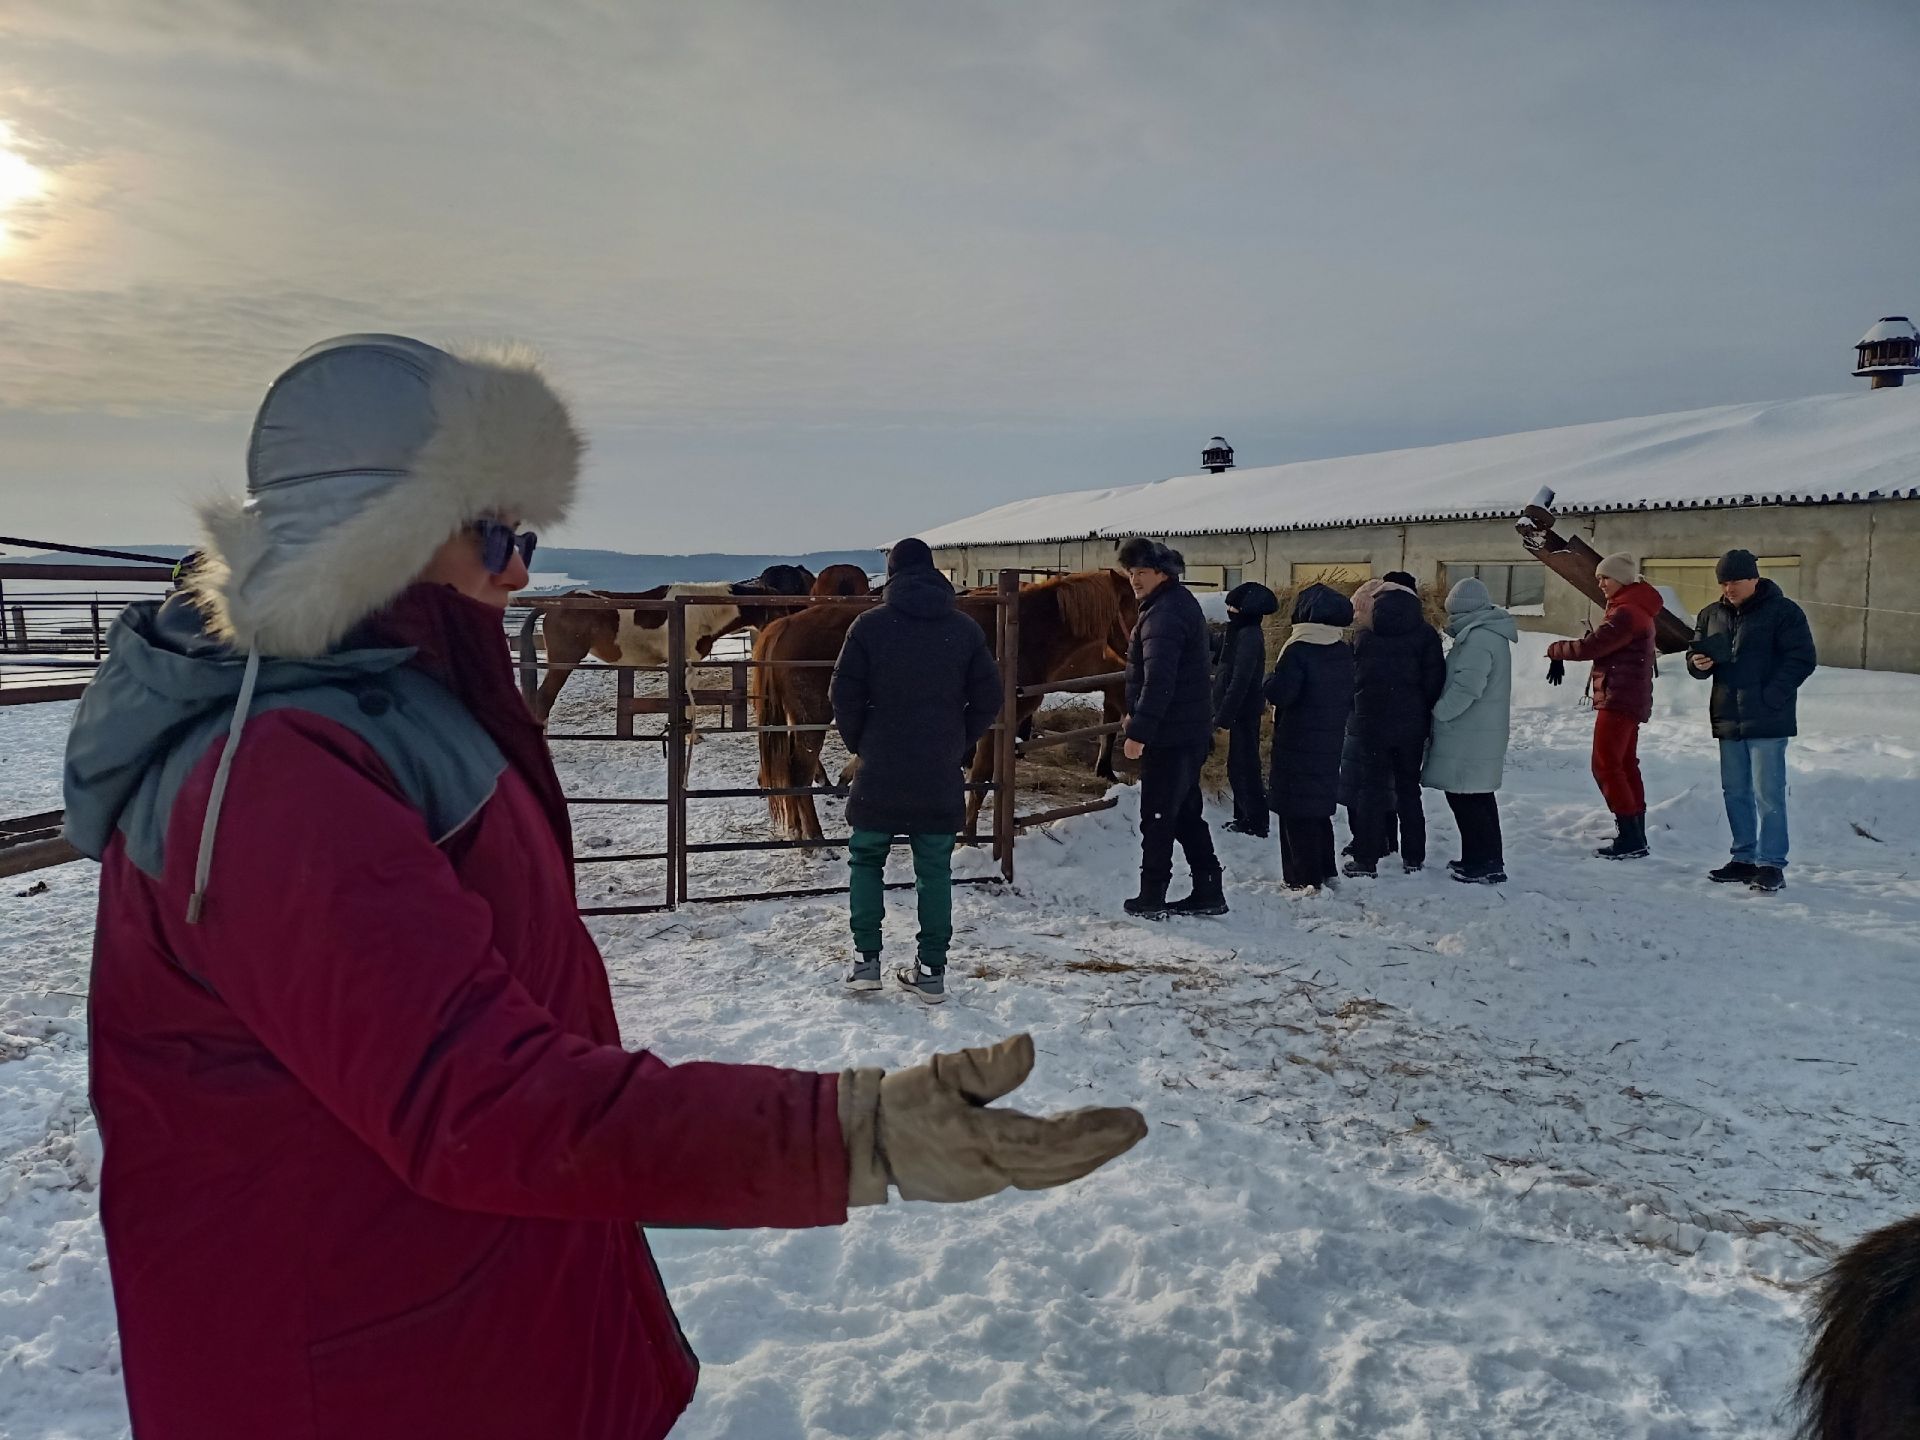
931, 497, 1920, 673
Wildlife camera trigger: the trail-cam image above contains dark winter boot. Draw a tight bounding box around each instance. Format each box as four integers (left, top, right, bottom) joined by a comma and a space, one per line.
1748, 865, 1786, 894
1342, 857, 1377, 878
1709, 860, 1759, 884
1168, 867, 1229, 917
1124, 874, 1174, 920
1451, 859, 1508, 885
1596, 813, 1649, 861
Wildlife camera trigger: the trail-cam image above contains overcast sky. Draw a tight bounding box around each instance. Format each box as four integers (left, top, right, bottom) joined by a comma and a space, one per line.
1, 1, 1915, 554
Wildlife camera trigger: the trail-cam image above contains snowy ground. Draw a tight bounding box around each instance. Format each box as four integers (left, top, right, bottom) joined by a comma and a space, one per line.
5, 649, 1920, 1437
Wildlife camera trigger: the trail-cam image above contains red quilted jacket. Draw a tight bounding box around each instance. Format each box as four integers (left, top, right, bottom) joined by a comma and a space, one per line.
87, 592, 848, 1440
1547, 581, 1663, 721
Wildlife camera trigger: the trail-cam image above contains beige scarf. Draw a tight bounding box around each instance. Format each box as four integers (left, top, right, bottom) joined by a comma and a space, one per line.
1280, 621, 1346, 655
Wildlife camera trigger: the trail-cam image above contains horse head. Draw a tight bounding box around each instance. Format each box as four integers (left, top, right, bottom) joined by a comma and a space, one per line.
753, 564, 816, 596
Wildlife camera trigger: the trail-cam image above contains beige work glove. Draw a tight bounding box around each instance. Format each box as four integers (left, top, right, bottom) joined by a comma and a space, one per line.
839, 1033, 1147, 1205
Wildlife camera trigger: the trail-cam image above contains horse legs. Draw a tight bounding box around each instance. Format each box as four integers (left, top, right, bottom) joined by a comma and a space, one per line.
535, 622, 591, 722
1095, 677, 1126, 781
962, 734, 996, 844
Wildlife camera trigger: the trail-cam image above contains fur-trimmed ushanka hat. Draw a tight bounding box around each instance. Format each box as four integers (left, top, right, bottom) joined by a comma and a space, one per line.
190, 334, 582, 659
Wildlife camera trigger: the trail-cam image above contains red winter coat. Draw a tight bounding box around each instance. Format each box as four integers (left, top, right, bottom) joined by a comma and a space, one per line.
1546, 581, 1663, 722
90, 680, 847, 1437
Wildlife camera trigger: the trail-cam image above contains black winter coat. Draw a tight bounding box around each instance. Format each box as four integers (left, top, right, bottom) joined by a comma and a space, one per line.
1690, 579, 1817, 740
1212, 583, 1279, 728
1338, 588, 1446, 808
832, 567, 1002, 834
1125, 580, 1214, 750
1263, 585, 1356, 819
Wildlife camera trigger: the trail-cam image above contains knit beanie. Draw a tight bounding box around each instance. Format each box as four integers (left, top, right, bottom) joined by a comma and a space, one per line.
886, 537, 936, 576
1595, 552, 1639, 585
1716, 549, 1760, 582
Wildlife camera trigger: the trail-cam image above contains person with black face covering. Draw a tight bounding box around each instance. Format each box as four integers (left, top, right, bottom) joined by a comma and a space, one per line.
1213, 582, 1279, 837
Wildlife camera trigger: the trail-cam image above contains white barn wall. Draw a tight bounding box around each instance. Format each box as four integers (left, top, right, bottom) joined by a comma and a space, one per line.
932, 498, 1920, 674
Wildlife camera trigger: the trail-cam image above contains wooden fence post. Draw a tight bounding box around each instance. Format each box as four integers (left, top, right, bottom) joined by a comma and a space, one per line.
616, 664, 634, 741
667, 598, 689, 907
517, 609, 540, 713
993, 569, 1020, 884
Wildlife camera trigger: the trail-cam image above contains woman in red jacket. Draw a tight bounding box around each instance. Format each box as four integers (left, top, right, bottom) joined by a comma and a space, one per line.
1546, 553, 1666, 860
63, 334, 1145, 1440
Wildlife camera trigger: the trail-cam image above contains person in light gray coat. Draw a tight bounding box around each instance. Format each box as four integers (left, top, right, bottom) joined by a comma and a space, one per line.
1421, 577, 1517, 884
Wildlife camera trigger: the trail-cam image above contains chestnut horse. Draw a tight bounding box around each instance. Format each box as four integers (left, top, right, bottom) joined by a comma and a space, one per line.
811, 564, 872, 597
532, 564, 813, 722
753, 570, 1134, 841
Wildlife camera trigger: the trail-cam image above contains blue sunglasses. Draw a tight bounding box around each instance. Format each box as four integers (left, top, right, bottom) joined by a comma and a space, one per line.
471, 518, 537, 574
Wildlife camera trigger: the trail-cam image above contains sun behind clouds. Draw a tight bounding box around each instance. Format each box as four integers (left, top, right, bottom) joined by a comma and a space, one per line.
0, 121, 47, 247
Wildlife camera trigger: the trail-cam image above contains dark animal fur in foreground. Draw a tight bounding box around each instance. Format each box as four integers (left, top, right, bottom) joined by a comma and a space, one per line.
1797, 1213, 1920, 1439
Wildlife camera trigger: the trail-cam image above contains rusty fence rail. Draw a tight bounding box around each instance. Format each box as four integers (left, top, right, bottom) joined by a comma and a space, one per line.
7, 573, 1122, 901
518, 583, 1052, 913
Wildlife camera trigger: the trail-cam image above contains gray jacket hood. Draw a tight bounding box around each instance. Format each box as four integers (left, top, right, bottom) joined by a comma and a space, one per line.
64, 595, 502, 882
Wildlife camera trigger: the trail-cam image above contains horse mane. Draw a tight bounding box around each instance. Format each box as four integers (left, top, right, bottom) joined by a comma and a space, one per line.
1797, 1213, 1920, 1439
1031, 571, 1124, 646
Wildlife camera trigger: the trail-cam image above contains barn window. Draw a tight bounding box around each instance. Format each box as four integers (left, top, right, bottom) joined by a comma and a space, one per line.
1641, 556, 1801, 619
1222, 567, 1243, 591
1442, 562, 1546, 610
1290, 562, 1371, 589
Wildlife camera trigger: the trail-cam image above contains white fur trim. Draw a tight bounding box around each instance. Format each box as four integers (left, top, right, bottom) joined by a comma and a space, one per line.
192, 345, 582, 658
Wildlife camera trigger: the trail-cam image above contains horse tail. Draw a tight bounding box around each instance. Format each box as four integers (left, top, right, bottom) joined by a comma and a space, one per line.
1797, 1212, 1920, 1439
754, 620, 796, 834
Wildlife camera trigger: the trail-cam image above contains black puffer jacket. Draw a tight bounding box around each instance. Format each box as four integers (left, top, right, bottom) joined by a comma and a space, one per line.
1212, 582, 1279, 727
1338, 587, 1445, 807
832, 564, 1002, 834
1263, 585, 1356, 819
1690, 579, 1817, 740
1125, 579, 1214, 749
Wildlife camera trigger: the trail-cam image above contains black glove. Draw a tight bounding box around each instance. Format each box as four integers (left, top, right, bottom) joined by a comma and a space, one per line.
1546, 657, 1566, 686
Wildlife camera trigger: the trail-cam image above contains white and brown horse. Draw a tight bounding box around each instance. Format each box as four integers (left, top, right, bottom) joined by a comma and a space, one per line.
533, 564, 813, 722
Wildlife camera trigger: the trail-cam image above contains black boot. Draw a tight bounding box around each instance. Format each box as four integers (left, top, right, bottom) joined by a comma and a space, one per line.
1596, 813, 1649, 860
1168, 866, 1229, 916
1125, 874, 1174, 919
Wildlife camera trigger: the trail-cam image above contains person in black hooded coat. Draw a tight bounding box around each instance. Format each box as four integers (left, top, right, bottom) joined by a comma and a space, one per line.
1338, 585, 1445, 874
1213, 582, 1279, 837
1263, 584, 1355, 890
832, 538, 1002, 1000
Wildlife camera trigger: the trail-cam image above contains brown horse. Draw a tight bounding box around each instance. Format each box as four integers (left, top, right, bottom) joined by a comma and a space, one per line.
753, 570, 1134, 841
955, 571, 1134, 839
1796, 1212, 1920, 1438
533, 565, 813, 722
811, 564, 872, 597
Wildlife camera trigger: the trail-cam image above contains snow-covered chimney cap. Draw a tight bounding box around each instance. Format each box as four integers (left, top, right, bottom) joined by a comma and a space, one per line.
1859, 316, 1918, 345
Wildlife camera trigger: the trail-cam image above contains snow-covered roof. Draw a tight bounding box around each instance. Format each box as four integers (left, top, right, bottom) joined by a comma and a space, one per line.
1858, 316, 1918, 345
921, 387, 1920, 547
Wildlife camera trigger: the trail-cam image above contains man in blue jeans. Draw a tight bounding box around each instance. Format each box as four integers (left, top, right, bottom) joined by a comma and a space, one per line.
1688, 549, 1817, 893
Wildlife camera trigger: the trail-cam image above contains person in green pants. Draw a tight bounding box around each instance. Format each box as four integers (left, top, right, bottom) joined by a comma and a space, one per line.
831, 538, 1002, 1003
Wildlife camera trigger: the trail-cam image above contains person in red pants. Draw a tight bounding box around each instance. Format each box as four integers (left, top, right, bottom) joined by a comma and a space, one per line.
1546, 553, 1665, 859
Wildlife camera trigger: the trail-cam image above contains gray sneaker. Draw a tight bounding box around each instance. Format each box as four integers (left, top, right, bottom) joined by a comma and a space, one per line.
894, 962, 947, 1005
845, 954, 882, 992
